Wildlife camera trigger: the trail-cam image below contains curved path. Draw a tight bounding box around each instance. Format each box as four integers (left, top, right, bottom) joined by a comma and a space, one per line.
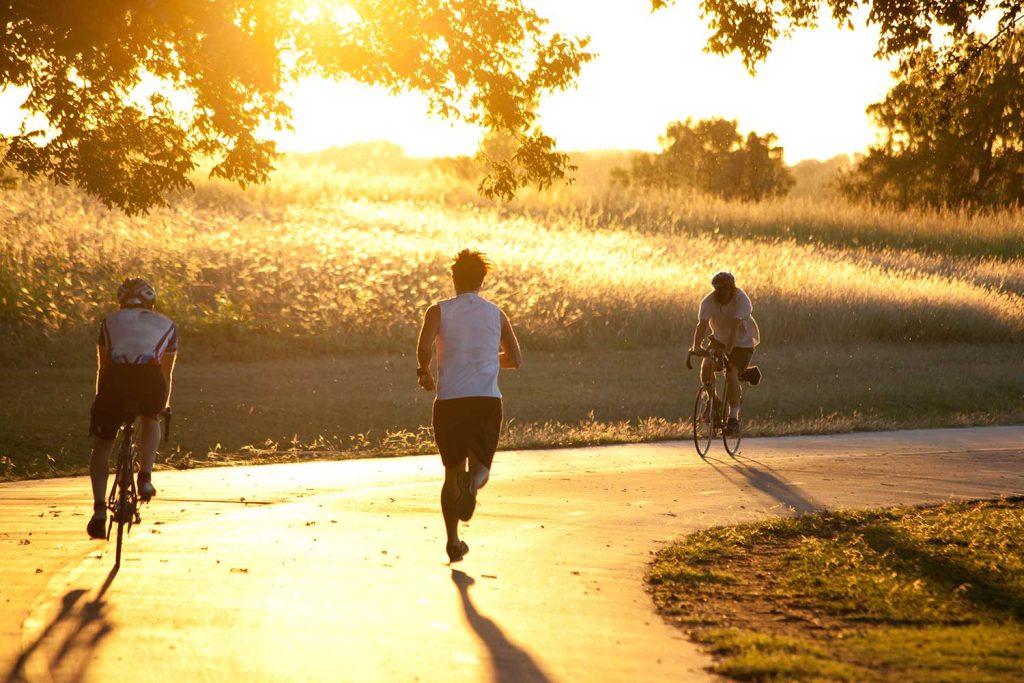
2, 426, 1023, 682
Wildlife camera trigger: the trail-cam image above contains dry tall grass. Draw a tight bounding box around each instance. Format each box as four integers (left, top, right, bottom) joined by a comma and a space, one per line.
1, 160, 1022, 361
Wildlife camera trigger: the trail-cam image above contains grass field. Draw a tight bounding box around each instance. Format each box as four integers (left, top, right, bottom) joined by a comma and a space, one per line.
2, 342, 1022, 479
647, 498, 1024, 681
1, 150, 1022, 478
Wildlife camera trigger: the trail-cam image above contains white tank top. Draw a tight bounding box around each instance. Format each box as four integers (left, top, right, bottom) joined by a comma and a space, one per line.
436, 293, 502, 400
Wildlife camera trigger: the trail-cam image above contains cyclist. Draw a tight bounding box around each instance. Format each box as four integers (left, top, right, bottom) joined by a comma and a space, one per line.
416, 250, 522, 563
87, 278, 177, 539
690, 271, 760, 436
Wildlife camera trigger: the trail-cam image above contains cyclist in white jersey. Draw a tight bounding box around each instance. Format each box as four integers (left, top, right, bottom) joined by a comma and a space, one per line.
87, 278, 178, 539
690, 271, 761, 437
416, 250, 522, 563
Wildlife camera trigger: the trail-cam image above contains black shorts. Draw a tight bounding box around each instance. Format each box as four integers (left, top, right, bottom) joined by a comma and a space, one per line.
709, 339, 754, 372
90, 364, 168, 439
432, 397, 502, 469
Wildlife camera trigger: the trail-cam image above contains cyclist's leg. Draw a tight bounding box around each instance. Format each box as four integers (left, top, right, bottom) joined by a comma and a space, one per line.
137, 415, 161, 474
725, 366, 742, 419
89, 436, 115, 507
725, 347, 754, 420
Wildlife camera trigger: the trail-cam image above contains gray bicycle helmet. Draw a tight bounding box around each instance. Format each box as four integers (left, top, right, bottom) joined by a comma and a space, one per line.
117, 277, 157, 308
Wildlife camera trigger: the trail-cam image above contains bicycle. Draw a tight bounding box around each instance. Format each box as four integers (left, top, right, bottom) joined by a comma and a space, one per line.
106, 405, 171, 567
686, 347, 742, 457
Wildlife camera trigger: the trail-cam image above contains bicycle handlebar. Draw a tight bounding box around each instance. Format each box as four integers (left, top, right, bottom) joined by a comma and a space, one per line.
686, 347, 725, 371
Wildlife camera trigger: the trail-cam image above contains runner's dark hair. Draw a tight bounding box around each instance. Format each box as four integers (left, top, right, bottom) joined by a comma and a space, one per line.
451, 249, 491, 292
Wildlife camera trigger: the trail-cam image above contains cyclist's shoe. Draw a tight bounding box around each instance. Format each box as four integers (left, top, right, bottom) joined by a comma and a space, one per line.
455, 471, 477, 522
87, 513, 107, 540
725, 418, 740, 436
138, 476, 156, 503
446, 539, 469, 563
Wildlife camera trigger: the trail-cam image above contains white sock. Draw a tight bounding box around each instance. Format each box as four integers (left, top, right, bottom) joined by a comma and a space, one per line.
729, 406, 740, 420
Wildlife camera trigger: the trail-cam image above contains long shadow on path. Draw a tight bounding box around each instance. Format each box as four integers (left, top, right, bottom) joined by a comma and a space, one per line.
5, 566, 118, 683
704, 453, 824, 514
451, 570, 552, 683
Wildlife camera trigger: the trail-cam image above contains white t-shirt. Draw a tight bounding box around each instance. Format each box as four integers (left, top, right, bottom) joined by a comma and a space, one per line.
698, 288, 759, 348
99, 308, 178, 365
436, 293, 502, 400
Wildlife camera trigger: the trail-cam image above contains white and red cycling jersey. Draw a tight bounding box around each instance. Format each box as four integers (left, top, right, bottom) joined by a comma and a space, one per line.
98, 308, 178, 365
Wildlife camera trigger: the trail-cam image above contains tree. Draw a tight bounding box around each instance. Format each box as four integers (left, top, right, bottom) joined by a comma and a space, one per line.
0, 1, 592, 213
838, 29, 1024, 208
617, 117, 794, 201
651, 0, 1023, 72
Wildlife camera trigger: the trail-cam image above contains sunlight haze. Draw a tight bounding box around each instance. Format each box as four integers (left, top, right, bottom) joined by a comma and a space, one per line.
0, 2, 895, 164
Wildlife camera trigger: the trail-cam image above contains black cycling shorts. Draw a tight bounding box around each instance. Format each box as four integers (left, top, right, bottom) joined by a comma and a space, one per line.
90, 364, 167, 439
709, 339, 754, 372
432, 397, 502, 469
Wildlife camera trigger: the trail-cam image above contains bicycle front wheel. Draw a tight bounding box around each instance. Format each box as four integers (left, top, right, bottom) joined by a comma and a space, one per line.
693, 385, 713, 457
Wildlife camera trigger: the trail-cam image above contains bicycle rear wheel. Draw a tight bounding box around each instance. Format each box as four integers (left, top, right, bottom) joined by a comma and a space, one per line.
109, 431, 136, 567
693, 385, 713, 457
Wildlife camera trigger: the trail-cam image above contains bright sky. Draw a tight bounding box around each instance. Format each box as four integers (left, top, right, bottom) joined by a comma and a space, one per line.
279, 2, 896, 164
0, 2, 896, 165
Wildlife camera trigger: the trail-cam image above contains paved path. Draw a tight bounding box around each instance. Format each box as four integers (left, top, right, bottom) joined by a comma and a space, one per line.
1, 426, 1022, 682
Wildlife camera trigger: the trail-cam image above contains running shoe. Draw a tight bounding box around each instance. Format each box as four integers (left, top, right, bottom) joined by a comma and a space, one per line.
446, 540, 469, 563
87, 513, 107, 540
455, 471, 477, 521
725, 418, 740, 436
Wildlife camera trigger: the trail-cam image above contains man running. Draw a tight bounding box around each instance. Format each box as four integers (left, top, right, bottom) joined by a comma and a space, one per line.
690, 271, 760, 436
87, 278, 177, 539
416, 250, 522, 562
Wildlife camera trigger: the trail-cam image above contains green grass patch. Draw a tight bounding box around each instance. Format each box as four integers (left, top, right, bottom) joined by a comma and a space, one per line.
648, 499, 1024, 681
1, 342, 1022, 480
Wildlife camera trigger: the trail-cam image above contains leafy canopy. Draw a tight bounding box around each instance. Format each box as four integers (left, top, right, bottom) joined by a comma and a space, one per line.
0, 1, 592, 213
839, 28, 1024, 208
651, 0, 1023, 71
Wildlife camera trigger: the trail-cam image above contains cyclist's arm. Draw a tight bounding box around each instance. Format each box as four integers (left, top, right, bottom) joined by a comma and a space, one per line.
416, 304, 440, 389
498, 310, 522, 369
691, 320, 710, 351
95, 344, 110, 394
160, 352, 176, 407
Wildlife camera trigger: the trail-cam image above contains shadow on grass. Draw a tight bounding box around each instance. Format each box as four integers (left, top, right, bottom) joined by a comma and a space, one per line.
704, 453, 824, 514
5, 566, 118, 683
862, 523, 1024, 620
451, 570, 551, 683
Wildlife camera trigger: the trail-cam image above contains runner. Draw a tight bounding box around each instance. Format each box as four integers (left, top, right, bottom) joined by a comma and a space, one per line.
416, 250, 522, 562
87, 278, 177, 539
690, 271, 760, 436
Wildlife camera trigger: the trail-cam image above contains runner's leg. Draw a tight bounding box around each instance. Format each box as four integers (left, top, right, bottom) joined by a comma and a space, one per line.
441, 462, 465, 544
468, 452, 489, 490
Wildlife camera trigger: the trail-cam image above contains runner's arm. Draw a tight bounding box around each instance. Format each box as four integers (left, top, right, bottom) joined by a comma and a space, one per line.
416, 304, 440, 389
498, 311, 522, 369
